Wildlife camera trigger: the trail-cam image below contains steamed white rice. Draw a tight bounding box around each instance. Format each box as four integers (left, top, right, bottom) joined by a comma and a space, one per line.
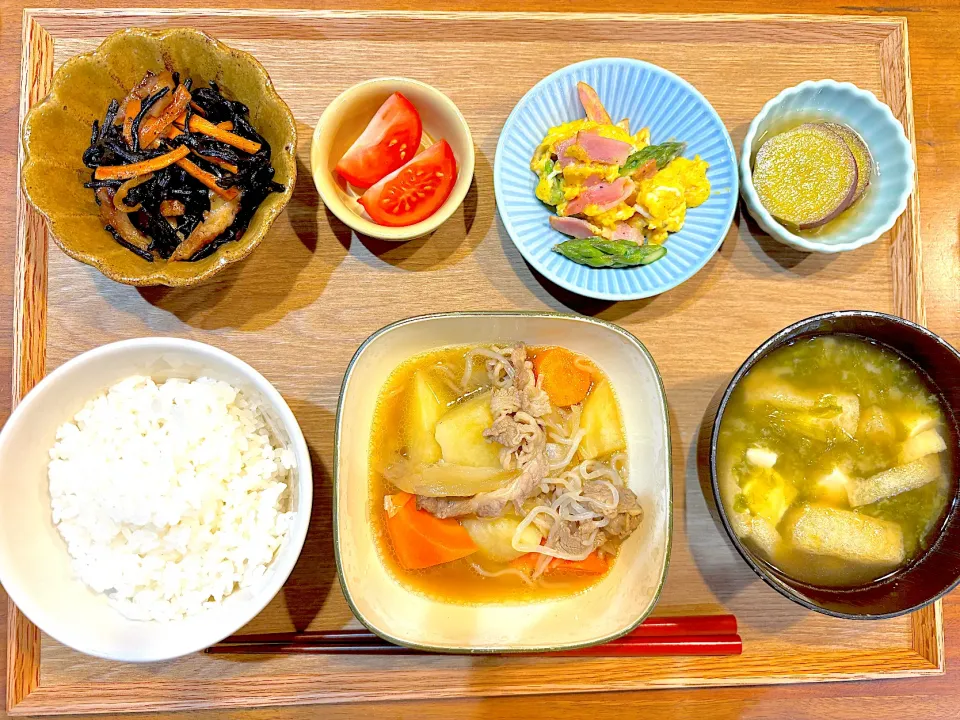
48, 375, 295, 621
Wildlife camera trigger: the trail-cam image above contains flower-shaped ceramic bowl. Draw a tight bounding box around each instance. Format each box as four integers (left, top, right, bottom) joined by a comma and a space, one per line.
494, 58, 738, 302
20, 27, 298, 287
740, 80, 915, 254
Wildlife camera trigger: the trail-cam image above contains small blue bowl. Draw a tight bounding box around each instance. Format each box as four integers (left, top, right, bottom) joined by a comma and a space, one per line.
494, 58, 738, 301
740, 80, 915, 253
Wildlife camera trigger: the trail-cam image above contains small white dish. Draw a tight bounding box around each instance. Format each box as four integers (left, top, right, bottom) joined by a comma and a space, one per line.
0, 338, 312, 662
740, 80, 915, 253
334, 312, 672, 653
311, 77, 475, 242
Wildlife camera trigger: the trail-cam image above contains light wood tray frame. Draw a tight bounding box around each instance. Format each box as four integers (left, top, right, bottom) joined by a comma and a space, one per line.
9, 8, 933, 716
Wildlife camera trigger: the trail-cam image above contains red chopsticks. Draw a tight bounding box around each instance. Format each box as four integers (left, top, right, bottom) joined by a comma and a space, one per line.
206, 614, 741, 657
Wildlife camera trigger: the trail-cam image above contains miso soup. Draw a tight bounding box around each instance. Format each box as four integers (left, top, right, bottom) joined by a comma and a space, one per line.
718, 335, 955, 588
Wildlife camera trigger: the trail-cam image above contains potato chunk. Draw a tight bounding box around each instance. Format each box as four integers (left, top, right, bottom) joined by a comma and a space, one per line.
579, 378, 626, 460
462, 516, 541, 562
846, 454, 942, 508
434, 391, 502, 468
405, 370, 454, 465
787, 505, 905, 566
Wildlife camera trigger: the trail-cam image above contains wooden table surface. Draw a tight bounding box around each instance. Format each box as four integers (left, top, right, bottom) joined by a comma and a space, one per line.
2, 0, 959, 717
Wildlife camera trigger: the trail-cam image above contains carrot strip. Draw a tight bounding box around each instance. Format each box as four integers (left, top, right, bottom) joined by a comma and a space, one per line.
217, 120, 234, 131
189, 101, 207, 116
175, 157, 239, 200
94, 145, 191, 181
384, 498, 476, 570
163, 125, 240, 174
174, 112, 261, 154
139, 85, 192, 149
532, 348, 592, 407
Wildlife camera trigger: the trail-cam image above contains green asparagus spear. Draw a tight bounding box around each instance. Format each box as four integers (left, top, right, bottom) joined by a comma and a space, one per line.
620, 141, 687, 176
535, 159, 565, 206
553, 237, 667, 268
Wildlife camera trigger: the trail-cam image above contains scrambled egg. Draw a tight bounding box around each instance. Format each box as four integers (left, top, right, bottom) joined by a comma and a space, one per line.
635, 156, 711, 243
531, 114, 711, 245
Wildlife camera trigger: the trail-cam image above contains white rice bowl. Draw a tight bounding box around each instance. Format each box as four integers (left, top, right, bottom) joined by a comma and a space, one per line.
48, 375, 295, 621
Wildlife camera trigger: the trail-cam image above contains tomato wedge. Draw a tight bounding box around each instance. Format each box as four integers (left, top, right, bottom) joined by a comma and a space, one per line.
359, 140, 458, 227
335, 92, 422, 189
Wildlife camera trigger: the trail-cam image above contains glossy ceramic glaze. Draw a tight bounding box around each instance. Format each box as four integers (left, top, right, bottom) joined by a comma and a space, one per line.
702, 311, 960, 619
494, 58, 738, 301
311, 77, 475, 241
20, 27, 298, 286
334, 312, 672, 652
0, 338, 312, 660
740, 81, 914, 253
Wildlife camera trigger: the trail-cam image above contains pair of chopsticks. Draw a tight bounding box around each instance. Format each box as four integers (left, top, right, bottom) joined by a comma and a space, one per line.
206, 614, 741, 656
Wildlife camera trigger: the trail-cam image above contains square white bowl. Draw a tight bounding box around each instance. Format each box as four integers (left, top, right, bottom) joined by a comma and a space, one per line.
334, 312, 672, 652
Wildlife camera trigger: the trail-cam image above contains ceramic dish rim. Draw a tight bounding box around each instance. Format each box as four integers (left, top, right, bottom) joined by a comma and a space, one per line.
333, 310, 673, 653
493, 56, 738, 302
708, 309, 960, 620
0, 336, 313, 661
310, 76, 476, 242
738, 79, 915, 254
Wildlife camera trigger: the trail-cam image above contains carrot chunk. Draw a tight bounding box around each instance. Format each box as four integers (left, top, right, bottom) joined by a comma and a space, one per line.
532, 348, 592, 407
385, 495, 477, 570
510, 551, 609, 576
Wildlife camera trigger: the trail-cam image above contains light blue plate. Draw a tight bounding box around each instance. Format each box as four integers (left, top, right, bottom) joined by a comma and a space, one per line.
494, 58, 738, 301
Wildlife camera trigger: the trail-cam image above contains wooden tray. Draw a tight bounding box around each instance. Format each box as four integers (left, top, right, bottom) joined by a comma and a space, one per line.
9, 8, 934, 716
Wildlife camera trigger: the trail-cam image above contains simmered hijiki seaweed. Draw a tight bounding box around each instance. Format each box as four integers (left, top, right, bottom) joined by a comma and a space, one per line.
82, 71, 283, 262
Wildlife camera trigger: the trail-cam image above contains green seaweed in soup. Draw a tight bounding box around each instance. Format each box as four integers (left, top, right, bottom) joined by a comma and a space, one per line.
717, 335, 954, 588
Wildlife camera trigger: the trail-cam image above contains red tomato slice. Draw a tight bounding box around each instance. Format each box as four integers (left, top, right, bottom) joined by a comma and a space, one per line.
335, 92, 422, 189
359, 140, 458, 227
